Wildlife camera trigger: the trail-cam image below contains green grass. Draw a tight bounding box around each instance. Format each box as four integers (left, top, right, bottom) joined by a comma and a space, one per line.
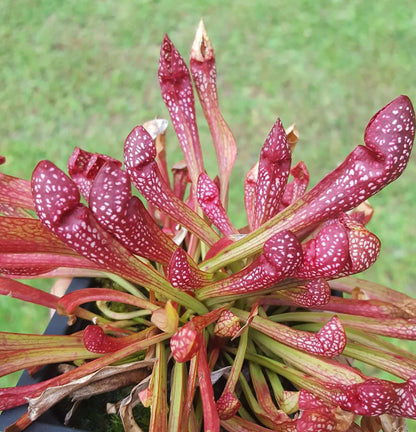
1, 0, 416, 423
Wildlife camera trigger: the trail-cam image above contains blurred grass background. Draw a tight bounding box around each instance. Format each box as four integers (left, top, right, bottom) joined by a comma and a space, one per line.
0, 0, 415, 401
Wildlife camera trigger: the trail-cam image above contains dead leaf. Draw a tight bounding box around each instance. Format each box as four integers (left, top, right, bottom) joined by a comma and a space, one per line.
285, 123, 299, 153
28, 360, 154, 421
69, 368, 147, 401
380, 414, 409, 432
361, 416, 382, 432
333, 406, 354, 432
117, 375, 152, 432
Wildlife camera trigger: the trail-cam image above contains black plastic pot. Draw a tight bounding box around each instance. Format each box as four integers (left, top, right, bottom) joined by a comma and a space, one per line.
0, 278, 91, 432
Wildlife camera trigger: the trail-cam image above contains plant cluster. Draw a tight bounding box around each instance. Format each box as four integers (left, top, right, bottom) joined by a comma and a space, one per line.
1, 20, 416, 432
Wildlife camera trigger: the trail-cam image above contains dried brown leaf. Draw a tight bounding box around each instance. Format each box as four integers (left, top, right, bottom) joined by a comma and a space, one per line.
118, 374, 153, 432
285, 123, 299, 153
333, 406, 355, 431
28, 360, 154, 421
380, 414, 408, 432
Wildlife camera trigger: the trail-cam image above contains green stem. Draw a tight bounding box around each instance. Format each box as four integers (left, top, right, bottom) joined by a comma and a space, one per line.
105, 272, 147, 299
265, 369, 299, 415
247, 339, 290, 422
96, 301, 152, 320
150, 342, 168, 432
224, 348, 283, 429
199, 204, 296, 273
251, 330, 363, 385
228, 345, 329, 401
297, 323, 416, 368
168, 361, 186, 432
223, 325, 249, 393
342, 342, 416, 380
201, 279, 299, 307
107, 270, 209, 316
268, 310, 416, 340
180, 355, 198, 432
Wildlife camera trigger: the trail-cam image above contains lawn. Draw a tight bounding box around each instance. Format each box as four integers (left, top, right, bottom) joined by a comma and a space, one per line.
1, 0, 415, 409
